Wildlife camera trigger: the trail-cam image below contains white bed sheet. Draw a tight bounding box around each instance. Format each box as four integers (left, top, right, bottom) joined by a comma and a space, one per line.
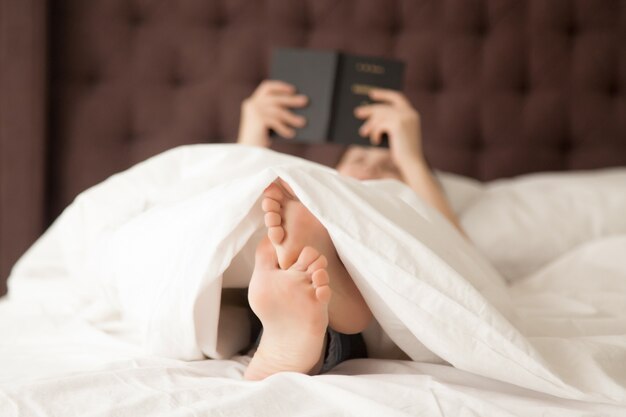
1, 145, 625, 416
1, 297, 623, 416
1, 300, 623, 417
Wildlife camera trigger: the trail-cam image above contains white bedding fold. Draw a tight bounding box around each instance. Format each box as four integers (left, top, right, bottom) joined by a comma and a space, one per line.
7, 144, 626, 406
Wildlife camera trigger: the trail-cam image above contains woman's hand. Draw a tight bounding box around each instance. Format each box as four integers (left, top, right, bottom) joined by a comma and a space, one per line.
355, 90, 466, 236
354, 89, 424, 171
237, 80, 308, 147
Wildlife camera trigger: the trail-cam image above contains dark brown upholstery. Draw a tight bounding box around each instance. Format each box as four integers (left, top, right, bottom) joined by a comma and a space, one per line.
1, 0, 625, 294
0, 0, 47, 296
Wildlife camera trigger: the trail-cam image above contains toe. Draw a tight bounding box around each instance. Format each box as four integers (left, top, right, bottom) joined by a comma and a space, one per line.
265, 212, 282, 227
262, 198, 281, 213
263, 183, 284, 202
268, 226, 285, 244
312, 269, 329, 288
291, 246, 321, 271
315, 285, 332, 304
307, 254, 328, 274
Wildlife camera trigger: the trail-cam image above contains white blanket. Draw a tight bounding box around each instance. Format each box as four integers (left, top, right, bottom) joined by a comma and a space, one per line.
3, 144, 626, 415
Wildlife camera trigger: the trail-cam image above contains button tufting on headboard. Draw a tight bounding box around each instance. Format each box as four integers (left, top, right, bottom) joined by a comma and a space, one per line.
1, 0, 623, 291
85, 70, 102, 86
430, 77, 443, 94
169, 72, 184, 88
212, 15, 228, 29
7, 0, 626, 294
129, 12, 145, 28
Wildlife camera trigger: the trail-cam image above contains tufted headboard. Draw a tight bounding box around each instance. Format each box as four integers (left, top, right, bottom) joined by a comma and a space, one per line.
1, 0, 625, 294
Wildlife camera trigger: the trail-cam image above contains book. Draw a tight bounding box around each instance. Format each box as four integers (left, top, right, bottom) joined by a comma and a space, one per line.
269, 47, 405, 147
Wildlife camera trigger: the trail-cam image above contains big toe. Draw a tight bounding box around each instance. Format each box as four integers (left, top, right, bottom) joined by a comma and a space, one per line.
291, 246, 322, 272
262, 197, 281, 213
263, 182, 285, 202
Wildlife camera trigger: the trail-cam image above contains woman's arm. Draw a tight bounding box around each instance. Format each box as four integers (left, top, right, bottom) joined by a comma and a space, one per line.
395, 155, 466, 236
355, 89, 466, 237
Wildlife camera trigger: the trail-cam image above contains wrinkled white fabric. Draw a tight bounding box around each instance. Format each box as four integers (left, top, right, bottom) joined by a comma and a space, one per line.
3, 144, 626, 415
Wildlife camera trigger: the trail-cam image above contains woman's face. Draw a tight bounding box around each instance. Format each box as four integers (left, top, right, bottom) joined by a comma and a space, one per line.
336, 146, 403, 181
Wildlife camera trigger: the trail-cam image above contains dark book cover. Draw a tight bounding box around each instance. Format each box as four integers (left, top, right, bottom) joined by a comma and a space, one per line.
269, 48, 338, 143
269, 47, 405, 146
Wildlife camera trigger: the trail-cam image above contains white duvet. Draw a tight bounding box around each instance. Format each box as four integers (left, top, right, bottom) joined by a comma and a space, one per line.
2, 144, 625, 416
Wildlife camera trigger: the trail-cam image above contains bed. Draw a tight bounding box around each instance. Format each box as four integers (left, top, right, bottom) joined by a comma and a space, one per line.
1, 0, 625, 415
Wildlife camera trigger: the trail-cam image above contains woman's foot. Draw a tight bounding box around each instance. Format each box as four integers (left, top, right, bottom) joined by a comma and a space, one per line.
261, 179, 372, 334
245, 238, 331, 381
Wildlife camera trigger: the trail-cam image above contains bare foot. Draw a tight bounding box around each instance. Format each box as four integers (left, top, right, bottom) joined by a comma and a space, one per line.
261, 179, 372, 334
244, 238, 332, 381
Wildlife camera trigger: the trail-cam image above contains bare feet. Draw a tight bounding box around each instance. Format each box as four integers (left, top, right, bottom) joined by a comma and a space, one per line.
261, 179, 372, 334
245, 238, 331, 381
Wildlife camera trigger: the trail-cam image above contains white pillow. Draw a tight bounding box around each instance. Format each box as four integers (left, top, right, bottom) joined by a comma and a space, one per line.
456, 169, 626, 282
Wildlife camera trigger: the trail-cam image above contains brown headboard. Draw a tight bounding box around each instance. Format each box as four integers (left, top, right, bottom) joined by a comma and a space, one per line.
1, 0, 625, 294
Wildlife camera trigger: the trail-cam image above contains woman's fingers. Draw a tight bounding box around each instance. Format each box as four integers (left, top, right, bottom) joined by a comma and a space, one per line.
258, 80, 308, 111
272, 108, 306, 128
368, 89, 409, 107
267, 119, 295, 138
354, 104, 390, 119
253, 88, 308, 137
370, 125, 386, 146
355, 105, 393, 145
358, 118, 376, 138
258, 104, 306, 137
359, 117, 388, 145
258, 80, 296, 95
272, 94, 308, 108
